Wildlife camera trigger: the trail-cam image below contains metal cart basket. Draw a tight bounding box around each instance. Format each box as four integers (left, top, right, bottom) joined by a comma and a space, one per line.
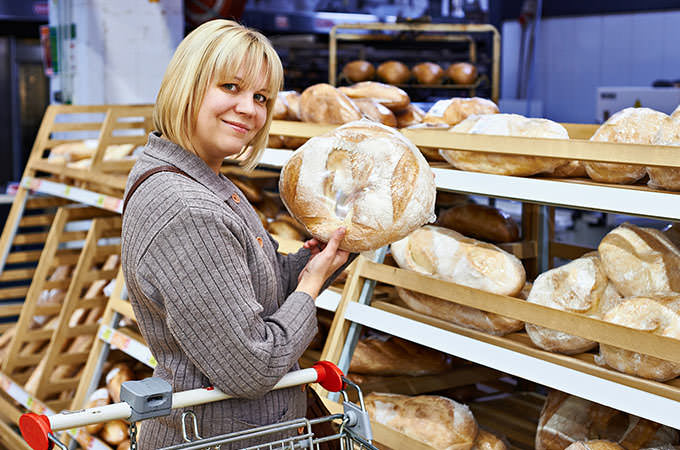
19, 361, 378, 450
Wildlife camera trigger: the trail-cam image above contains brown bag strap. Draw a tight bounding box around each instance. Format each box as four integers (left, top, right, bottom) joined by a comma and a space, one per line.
122, 165, 195, 215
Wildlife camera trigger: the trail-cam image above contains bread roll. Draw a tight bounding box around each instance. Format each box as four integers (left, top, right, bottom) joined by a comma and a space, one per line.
536, 389, 679, 450
377, 61, 411, 85
49, 139, 98, 162
391, 225, 526, 297
598, 223, 680, 297
84, 388, 110, 435
365, 393, 478, 450
350, 334, 455, 376
273, 92, 289, 120
526, 253, 622, 354
267, 134, 285, 148
283, 136, 308, 149
436, 204, 519, 243
274, 212, 307, 235
585, 107, 668, 184
353, 98, 398, 127
447, 63, 477, 85
268, 220, 306, 241
338, 81, 410, 112
343, 60, 375, 82
565, 441, 623, 450
282, 91, 302, 121
299, 83, 362, 124
648, 112, 680, 190
395, 103, 425, 128
551, 160, 587, 177
440, 114, 569, 176
279, 119, 436, 252
397, 287, 525, 336
473, 430, 506, 450
423, 97, 498, 127
413, 62, 445, 85
596, 295, 680, 381
100, 420, 128, 446
117, 441, 131, 450
106, 362, 134, 403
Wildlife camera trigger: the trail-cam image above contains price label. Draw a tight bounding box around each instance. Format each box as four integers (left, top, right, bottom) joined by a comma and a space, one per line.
111, 331, 130, 350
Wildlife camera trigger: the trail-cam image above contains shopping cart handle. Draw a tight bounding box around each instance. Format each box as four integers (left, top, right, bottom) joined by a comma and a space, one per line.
313, 360, 344, 392
19, 413, 52, 450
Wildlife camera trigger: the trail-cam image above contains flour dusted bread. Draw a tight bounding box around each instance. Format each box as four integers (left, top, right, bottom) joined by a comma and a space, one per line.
439, 113, 569, 176
423, 97, 498, 127
536, 390, 679, 450
396, 287, 525, 336
585, 107, 668, 184
598, 223, 680, 297
279, 119, 436, 252
353, 98, 398, 127
396, 103, 426, 128
282, 90, 302, 121
473, 430, 506, 450
273, 92, 289, 119
299, 83, 362, 124
597, 295, 680, 381
338, 81, 410, 111
365, 393, 478, 450
391, 225, 525, 296
526, 253, 622, 354
377, 61, 411, 85
436, 203, 519, 244
565, 441, 623, 450
648, 111, 680, 191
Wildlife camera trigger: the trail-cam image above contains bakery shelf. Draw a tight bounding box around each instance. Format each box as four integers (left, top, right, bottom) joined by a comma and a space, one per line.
21, 176, 123, 214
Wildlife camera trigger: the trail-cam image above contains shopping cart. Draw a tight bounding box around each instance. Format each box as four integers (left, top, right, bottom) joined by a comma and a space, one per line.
19, 361, 378, 450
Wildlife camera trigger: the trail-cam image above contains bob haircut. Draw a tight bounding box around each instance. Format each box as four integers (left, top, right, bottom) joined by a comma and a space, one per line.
154, 19, 283, 170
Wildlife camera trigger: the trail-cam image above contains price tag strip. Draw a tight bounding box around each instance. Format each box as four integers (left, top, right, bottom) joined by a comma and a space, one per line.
21, 177, 123, 214
99, 325, 157, 369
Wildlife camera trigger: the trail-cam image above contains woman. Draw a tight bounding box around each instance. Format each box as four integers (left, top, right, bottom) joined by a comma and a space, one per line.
121, 19, 350, 448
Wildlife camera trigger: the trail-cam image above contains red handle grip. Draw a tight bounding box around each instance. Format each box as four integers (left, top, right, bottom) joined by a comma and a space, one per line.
19, 413, 52, 450
312, 361, 345, 392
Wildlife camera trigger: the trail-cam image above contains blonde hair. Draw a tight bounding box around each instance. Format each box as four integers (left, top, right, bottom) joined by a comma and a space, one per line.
154, 19, 283, 170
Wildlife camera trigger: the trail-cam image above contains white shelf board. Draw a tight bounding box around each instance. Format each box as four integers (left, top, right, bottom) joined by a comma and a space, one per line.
21, 176, 123, 213
259, 148, 294, 168
316, 289, 340, 312
433, 168, 680, 221
345, 302, 680, 429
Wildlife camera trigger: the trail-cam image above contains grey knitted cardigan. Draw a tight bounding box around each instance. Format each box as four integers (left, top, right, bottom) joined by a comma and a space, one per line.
121, 133, 318, 449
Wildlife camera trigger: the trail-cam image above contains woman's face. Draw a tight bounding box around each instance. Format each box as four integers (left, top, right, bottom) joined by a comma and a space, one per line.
192, 69, 269, 164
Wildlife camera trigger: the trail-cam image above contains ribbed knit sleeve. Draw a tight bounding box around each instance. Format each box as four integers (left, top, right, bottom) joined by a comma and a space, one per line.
137, 207, 318, 399
272, 242, 311, 297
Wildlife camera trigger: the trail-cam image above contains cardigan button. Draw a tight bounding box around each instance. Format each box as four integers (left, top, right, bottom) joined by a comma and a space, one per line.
231, 193, 241, 204
256, 237, 264, 247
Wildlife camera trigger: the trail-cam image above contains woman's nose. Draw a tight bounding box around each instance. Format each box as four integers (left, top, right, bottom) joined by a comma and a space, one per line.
234, 92, 255, 116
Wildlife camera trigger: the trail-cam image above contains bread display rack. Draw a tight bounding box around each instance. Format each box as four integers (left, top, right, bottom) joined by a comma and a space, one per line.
328, 22, 500, 102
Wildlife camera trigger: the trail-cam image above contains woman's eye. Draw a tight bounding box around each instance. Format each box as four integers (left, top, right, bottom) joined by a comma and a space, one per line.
254, 93, 267, 104
222, 83, 238, 92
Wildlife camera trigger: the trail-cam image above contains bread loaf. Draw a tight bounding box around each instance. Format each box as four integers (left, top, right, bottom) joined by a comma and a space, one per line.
365, 393, 478, 450
439, 113, 569, 176
536, 389, 679, 450
100, 420, 128, 446
447, 63, 477, 85
395, 103, 426, 128
436, 204, 519, 243
396, 287, 525, 336
338, 81, 410, 111
598, 223, 680, 297
343, 60, 375, 82
648, 112, 680, 190
565, 441, 624, 450
377, 61, 411, 85
283, 136, 308, 149
116, 441, 131, 450
106, 362, 134, 403
350, 334, 456, 376
267, 134, 285, 148
391, 225, 526, 297
273, 92, 288, 120
268, 220, 306, 241
473, 430, 506, 450
353, 98, 398, 127
279, 119, 436, 252
299, 83, 362, 124
585, 107, 668, 184
84, 388, 110, 435
413, 62, 445, 85
526, 253, 622, 354
551, 160, 587, 178
282, 90, 302, 121
597, 295, 680, 381
423, 97, 498, 127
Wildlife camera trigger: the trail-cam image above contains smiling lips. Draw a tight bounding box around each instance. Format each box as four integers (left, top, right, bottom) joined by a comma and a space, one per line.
223, 119, 250, 134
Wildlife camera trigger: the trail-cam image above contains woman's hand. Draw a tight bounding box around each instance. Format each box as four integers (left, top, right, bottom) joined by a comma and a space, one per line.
296, 228, 350, 299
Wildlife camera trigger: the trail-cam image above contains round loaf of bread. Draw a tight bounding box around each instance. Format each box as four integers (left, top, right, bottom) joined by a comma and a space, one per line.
423, 97, 498, 126
279, 119, 436, 252
299, 83, 362, 124
283, 135, 308, 149
440, 113, 569, 176
106, 362, 134, 403
342, 60, 375, 82
281, 90, 301, 121
273, 92, 288, 120
526, 253, 622, 354
364, 392, 478, 450
397, 287, 525, 336
413, 62, 445, 85
267, 134, 285, 149
353, 98, 398, 127
377, 60, 411, 84
648, 112, 680, 190
474, 430, 507, 450
565, 441, 623, 450
598, 295, 680, 381
391, 225, 526, 296
436, 203, 519, 243
585, 107, 668, 184
447, 62, 477, 85
396, 103, 426, 128
551, 160, 587, 178
100, 420, 128, 446
84, 388, 110, 435
338, 81, 410, 111
598, 223, 680, 297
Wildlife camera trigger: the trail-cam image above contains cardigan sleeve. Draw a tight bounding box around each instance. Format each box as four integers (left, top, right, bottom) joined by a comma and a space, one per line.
137, 207, 317, 399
